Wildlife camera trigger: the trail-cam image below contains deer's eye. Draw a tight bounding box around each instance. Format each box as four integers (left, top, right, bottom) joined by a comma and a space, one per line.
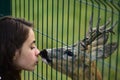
64, 50, 74, 56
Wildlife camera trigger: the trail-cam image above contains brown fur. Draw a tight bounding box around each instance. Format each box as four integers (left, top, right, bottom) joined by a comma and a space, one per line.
49, 58, 102, 80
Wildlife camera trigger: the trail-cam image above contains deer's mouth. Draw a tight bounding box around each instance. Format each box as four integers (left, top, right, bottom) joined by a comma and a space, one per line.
39, 49, 52, 64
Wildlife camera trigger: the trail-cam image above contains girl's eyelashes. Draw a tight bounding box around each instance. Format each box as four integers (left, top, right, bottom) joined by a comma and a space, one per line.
30, 46, 36, 49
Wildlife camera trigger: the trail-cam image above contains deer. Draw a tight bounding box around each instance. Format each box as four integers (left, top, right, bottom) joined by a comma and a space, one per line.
39, 14, 118, 80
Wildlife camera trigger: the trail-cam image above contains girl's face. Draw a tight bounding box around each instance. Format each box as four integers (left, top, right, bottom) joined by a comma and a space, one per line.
13, 28, 40, 71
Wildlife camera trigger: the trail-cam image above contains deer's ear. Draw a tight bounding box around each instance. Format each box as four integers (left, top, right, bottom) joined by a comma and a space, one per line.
87, 42, 118, 61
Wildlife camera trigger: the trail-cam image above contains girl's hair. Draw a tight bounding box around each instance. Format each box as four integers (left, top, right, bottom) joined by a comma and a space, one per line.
0, 16, 33, 80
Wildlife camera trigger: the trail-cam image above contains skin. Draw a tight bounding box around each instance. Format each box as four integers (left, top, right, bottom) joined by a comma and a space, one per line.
13, 27, 40, 71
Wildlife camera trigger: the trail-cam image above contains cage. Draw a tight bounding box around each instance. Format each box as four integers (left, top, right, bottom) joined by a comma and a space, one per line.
0, 0, 120, 80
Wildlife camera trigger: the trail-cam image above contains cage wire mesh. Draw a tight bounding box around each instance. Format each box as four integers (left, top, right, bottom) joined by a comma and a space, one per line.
3, 0, 118, 80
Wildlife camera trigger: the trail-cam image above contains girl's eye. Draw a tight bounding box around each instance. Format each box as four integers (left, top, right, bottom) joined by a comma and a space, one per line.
31, 46, 36, 49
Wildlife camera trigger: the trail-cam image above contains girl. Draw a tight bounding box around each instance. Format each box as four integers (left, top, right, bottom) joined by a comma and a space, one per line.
0, 16, 40, 80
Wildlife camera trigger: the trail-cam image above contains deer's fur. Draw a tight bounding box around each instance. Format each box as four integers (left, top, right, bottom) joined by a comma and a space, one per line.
50, 56, 102, 80
39, 15, 118, 80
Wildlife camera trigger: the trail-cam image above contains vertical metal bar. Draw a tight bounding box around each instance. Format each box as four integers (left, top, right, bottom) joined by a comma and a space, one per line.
24, 0, 25, 18
61, 0, 64, 80
94, 1, 101, 80
108, 12, 113, 80
72, 0, 75, 79
51, 0, 54, 79
23, 0, 26, 79
103, 2, 107, 80
66, 0, 70, 80
89, 1, 94, 80
46, 0, 48, 80
104, 2, 114, 80
11, 0, 15, 17
15, 0, 17, 17
41, 0, 44, 79
28, 0, 30, 20
28, 0, 30, 79
36, 0, 39, 80
32, 0, 34, 80
77, 0, 82, 80
56, 0, 59, 80
19, 0, 21, 17
11, 0, 13, 16
83, 0, 88, 80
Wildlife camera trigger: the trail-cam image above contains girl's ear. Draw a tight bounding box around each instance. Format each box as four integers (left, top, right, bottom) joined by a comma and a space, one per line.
13, 50, 20, 61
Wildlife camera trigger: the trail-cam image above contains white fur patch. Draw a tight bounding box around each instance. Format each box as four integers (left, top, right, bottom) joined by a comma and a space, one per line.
42, 58, 48, 64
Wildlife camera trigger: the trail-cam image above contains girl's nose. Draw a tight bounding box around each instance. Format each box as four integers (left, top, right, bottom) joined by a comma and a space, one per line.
36, 48, 40, 56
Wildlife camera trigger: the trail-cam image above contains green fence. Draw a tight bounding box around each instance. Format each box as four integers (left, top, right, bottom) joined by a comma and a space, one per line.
0, 0, 120, 80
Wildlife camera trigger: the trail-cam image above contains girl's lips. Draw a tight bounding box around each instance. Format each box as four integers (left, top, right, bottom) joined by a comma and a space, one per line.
35, 60, 38, 65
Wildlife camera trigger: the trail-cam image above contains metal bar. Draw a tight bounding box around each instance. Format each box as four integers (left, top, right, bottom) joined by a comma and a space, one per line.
51, 0, 54, 79
72, 0, 76, 79
36, 0, 39, 80
89, 1, 94, 79
83, 0, 88, 79
66, 0, 70, 80
56, 0, 59, 80
77, 0, 82, 79
41, 0, 44, 79
19, 0, 21, 17
23, 3, 25, 77
61, 0, 64, 79
46, 0, 49, 79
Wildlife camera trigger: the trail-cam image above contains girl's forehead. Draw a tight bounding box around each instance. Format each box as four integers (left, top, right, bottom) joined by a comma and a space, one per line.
23, 28, 35, 45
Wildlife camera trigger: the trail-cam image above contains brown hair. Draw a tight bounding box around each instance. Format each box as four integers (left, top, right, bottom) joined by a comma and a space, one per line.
0, 16, 33, 80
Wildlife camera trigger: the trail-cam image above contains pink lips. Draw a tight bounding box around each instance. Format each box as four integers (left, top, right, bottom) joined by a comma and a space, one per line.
34, 60, 38, 65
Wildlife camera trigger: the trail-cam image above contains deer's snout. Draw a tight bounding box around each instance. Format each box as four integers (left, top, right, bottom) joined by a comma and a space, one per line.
39, 49, 52, 64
